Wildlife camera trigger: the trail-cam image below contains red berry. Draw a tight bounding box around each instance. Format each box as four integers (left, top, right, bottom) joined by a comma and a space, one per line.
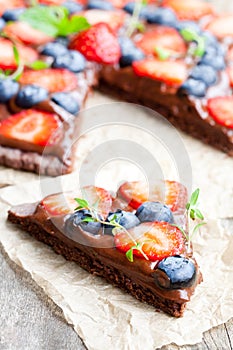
207, 96, 233, 129
0, 0, 25, 16
206, 15, 233, 39
79, 9, 126, 32
163, 0, 214, 20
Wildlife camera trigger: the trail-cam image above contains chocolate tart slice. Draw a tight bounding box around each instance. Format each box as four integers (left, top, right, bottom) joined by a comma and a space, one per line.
8, 181, 203, 317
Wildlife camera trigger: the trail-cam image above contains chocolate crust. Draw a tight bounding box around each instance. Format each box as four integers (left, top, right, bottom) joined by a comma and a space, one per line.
8, 210, 186, 317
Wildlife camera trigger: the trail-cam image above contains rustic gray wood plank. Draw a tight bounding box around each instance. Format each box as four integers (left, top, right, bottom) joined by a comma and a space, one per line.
0, 244, 232, 350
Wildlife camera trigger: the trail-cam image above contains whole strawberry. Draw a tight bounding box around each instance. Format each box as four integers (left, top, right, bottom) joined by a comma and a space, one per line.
70, 23, 121, 64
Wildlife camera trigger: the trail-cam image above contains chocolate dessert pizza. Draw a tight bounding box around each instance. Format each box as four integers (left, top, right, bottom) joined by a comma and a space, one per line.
0, 0, 233, 176
8, 180, 205, 317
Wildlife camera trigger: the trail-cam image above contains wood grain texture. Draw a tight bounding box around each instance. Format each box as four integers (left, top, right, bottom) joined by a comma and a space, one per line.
0, 245, 232, 350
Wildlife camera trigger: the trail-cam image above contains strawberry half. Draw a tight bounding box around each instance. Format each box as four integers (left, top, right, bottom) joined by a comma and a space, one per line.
69, 23, 121, 64
136, 27, 186, 56
0, 0, 25, 16
0, 38, 38, 70
205, 15, 233, 39
19, 69, 78, 93
4, 22, 53, 46
81, 186, 112, 219
165, 180, 187, 213
114, 222, 185, 262
163, 0, 214, 20
79, 9, 126, 32
207, 96, 233, 129
132, 59, 188, 87
41, 192, 78, 216
0, 110, 62, 146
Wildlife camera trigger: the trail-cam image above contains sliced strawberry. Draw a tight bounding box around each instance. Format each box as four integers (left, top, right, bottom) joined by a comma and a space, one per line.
0, 0, 25, 16
41, 192, 78, 216
132, 59, 188, 87
0, 110, 62, 146
206, 15, 233, 39
136, 27, 186, 56
79, 9, 126, 32
227, 66, 233, 87
81, 186, 112, 219
227, 47, 233, 61
19, 69, 78, 93
4, 22, 53, 46
114, 222, 185, 262
207, 96, 233, 129
69, 23, 121, 64
0, 38, 38, 70
163, 0, 214, 20
164, 180, 187, 213
39, 0, 87, 4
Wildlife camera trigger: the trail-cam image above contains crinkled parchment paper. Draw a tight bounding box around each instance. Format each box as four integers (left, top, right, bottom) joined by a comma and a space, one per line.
0, 92, 232, 349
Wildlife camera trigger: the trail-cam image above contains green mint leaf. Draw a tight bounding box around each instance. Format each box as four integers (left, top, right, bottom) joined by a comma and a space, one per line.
28, 60, 50, 70
126, 247, 134, 263
190, 188, 200, 207
82, 217, 95, 223
61, 15, 90, 36
154, 46, 170, 61
195, 209, 204, 220
74, 198, 89, 209
180, 28, 198, 42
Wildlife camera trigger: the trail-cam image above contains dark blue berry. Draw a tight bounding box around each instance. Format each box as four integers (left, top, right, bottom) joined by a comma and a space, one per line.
41, 42, 69, 58
15, 85, 49, 108
55, 36, 70, 47
202, 31, 218, 46
190, 64, 217, 86
0, 17, 6, 31
123, 2, 149, 19
104, 210, 140, 234
2, 8, 25, 22
67, 210, 101, 235
88, 0, 114, 10
52, 50, 86, 73
179, 78, 207, 97
119, 37, 145, 67
154, 256, 196, 289
146, 7, 177, 27
52, 92, 80, 115
176, 20, 201, 34
200, 51, 225, 71
0, 79, 19, 103
136, 202, 174, 224
62, 1, 84, 14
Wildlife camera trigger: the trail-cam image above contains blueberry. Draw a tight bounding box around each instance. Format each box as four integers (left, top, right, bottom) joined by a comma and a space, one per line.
123, 2, 149, 19
179, 78, 207, 97
66, 210, 101, 235
0, 79, 19, 103
52, 50, 86, 73
15, 85, 49, 108
62, 1, 84, 14
146, 7, 177, 27
104, 210, 140, 234
41, 42, 69, 58
154, 256, 196, 289
55, 36, 70, 47
202, 31, 218, 46
176, 20, 201, 34
0, 17, 6, 31
190, 64, 217, 86
136, 202, 174, 224
200, 51, 225, 71
119, 37, 145, 67
87, 0, 114, 10
52, 92, 80, 115
2, 8, 25, 22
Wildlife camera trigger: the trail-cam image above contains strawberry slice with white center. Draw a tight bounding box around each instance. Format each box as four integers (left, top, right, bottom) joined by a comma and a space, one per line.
207, 96, 233, 129
163, 0, 214, 20
0, 110, 62, 146
19, 69, 78, 93
77, 9, 126, 32
206, 15, 233, 39
136, 27, 186, 56
114, 222, 185, 261
132, 59, 188, 87
0, 0, 25, 16
0, 38, 38, 70
4, 22, 53, 46
165, 180, 187, 213
41, 186, 112, 218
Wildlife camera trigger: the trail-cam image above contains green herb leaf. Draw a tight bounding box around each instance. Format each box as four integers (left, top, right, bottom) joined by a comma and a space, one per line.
190, 208, 196, 220
190, 222, 206, 240
13, 45, 20, 66
154, 46, 170, 61
82, 217, 96, 223
74, 198, 89, 209
171, 224, 189, 241
195, 209, 204, 220
190, 188, 200, 207
126, 247, 134, 262
28, 60, 51, 70
180, 28, 198, 42
193, 37, 205, 57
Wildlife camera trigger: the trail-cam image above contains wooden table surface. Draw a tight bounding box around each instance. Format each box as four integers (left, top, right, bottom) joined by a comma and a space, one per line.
0, 245, 232, 350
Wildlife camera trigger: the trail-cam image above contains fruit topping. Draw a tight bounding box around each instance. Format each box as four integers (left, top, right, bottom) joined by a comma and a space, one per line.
200, 46, 225, 71
69, 22, 121, 64
0, 79, 19, 103
164, 180, 187, 213
119, 36, 145, 67
41, 192, 77, 216
136, 202, 174, 224
175, 20, 201, 34
66, 210, 102, 235
80, 9, 126, 32
0, 18, 5, 31
114, 222, 185, 261
62, 1, 84, 14
15, 85, 49, 108
52, 50, 86, 73
132, 59, 188, 87
19, 69, 77, 94
0, 0, 25, 17
190, 64, 217, 87
163, 0, 214, 21
136, 26, 186, 56
40, 42, 69, 58
227, 66, 233, 87
105, 210, 140, 234
207, 96, 233, 129
2, 8, 25, 22
154, 256, 196, 289
0, 109, 61, 146
4, 21, 53, 46
205, 15, 233, 39
179, 78, 206, 97
51, 92, 80, 115
88, 0, 114, 10
146, 6, 177, 27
